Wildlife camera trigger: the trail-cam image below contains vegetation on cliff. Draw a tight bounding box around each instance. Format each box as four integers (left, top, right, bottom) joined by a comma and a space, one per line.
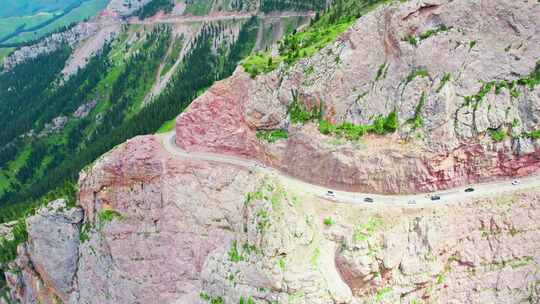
256, 129, 289, 143
242, 0, 390, 77
318, 112, 398, 140
0, 18, 263, 224
260, 0, 326, 12
285, 92, 398, 141
135, 0, 174, 19
0, 220, 27, 294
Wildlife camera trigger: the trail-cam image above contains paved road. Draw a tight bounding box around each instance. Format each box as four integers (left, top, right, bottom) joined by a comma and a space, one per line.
158, 132, 540, 207
130, 11, 315, 25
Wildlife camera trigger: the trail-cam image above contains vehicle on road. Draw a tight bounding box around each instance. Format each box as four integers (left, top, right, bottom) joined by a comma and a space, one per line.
408, 200, 416, 204
326, 190, 335, 197
431, 195, 441, 201
364, 197, 374, 203
512, 180, 520, 186
464, 188, 474, 193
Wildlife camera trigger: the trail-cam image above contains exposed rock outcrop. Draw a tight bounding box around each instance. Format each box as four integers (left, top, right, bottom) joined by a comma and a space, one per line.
0, 222, 16, 244
105, 0, 155, 17
4, 1, 540, 303
176, 0, 540, 194
3, 22, 102, 70
5, 135, 540, 303
73, 100, 98, 119
5, 199, 83, 304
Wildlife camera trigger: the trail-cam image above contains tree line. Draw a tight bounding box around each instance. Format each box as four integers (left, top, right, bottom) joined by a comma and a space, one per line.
0, 18, 262, 221
260, 0, 326, 12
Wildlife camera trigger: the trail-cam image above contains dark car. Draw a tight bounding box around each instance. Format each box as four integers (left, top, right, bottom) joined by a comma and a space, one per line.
465, 188, 474, 193
430, 195, 441, 201
364, 197, 374, 203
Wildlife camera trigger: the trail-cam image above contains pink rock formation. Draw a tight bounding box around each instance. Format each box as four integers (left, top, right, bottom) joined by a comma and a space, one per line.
175, 72, 263, 158
4, 1, 540, 304
74, 136, 257, 303
175, 0, 540, 194
5, 135, 540, 303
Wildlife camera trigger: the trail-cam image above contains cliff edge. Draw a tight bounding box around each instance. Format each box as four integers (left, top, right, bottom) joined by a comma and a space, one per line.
3, 0, 540, 303
177, 0, 540, 194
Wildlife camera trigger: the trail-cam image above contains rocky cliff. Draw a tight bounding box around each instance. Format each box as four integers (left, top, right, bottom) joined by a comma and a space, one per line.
2, 20, 115, 72
177, 0, 540, 194
3, 0, 540, 303
4, 135, 540, 303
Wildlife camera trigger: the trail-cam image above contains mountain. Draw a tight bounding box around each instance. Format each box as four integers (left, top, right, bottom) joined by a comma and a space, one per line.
0, 0, 324, 65
0, 0, 315, 223
0, 0, 110, 50
176, 0, 540, 194
1, 0, 540, 303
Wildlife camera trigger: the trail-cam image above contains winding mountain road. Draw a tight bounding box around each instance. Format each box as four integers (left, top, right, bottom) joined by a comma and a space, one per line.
129, 11, 315, 25
158, 132, 540, 207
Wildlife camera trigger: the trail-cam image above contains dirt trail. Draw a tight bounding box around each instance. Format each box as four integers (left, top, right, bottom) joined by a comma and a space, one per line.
129, 11, 315, 25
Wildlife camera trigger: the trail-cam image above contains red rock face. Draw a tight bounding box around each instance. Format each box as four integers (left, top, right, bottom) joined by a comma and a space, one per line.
12, 132, 540, 304
76, 135, 259, 303
173, 69, 540, 194
171, 0, 540, 194
417, 144, 540, 193
78, 136, 169, 221
175, 71, 266, 159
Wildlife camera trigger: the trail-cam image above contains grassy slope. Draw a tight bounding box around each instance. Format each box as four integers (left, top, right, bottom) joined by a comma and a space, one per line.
161, 35, 184, 76
0, 0, 108, 45
184, 0, 214, 15
0, 146, 31, 196
0, 47, 14, 65
0, 0, 82, 18
156, 118, 176, 133
242, 0, 391, 77
0, 13, 55, 38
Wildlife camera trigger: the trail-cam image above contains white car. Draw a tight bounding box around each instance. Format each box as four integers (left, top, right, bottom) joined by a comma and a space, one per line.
408, 200, 416, 205
512, 180, 520, 186
326, 190, 335, 197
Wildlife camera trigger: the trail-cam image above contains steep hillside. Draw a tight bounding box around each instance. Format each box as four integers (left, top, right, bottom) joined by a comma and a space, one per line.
4, 127, 540, 303
176, 0, 540, 194
1, 0, 539, 303
0, 1, 318, 299
176, 0, 325, 16
0, 3, 312, 222
0, 0, 110, 48
0, 0, 321, 69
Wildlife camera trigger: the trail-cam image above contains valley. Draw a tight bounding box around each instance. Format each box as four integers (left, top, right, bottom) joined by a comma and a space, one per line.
0, 0, 313, 224
0, 0, 109, 47
0, 0, 539, 303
